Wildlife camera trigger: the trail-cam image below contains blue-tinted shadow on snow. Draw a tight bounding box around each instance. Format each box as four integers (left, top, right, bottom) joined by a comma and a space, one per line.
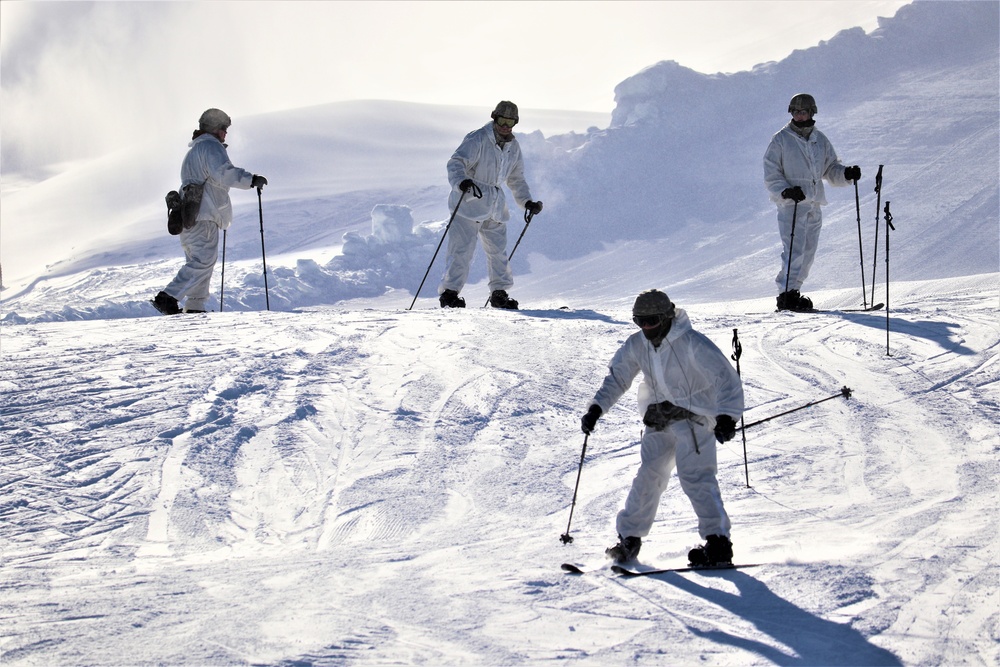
650, 568, 902, 666
829, 310, 974, 356
508, 308, 623, 325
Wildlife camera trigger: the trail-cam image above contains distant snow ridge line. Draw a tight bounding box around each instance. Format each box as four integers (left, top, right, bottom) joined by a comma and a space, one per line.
1, 205, 493, 323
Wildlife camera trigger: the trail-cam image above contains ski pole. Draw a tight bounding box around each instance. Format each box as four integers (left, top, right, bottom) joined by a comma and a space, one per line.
870, 165, 884, 307
408, 184, 481, 311
884, 201, 895, 356
257, 186, 270, 311
853, 176, 868, 309
219, 229, 227, 312
731, 329, 750, 488
483, 207, 536, 308
560, 433, 589, 544
784, 200, 799, 296
742, 386, 853, 430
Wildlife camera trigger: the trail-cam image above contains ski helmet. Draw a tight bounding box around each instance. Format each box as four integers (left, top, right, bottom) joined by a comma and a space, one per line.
787, 93, 817, 115
199, 108, 232, 132
491, 101, 519, 122
632, 289, 676, 319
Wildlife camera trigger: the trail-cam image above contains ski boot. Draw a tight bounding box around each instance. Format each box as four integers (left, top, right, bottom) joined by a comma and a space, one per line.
688, 534, 733, 567
605, 534, 642, 563
777, 289, 812, 312
489, 289, 519, 310
152, 291, 181, 316
776, 290, 798, 311
439, 289, 466, 308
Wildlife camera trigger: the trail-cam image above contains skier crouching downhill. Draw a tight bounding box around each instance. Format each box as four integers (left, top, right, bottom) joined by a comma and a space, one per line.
580, 289, 744, 567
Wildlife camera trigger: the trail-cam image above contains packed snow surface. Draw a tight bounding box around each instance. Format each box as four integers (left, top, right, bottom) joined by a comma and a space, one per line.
3, 277, 998, 665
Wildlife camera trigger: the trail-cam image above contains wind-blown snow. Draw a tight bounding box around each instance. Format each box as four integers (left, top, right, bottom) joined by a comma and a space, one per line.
1, 2, 998, 666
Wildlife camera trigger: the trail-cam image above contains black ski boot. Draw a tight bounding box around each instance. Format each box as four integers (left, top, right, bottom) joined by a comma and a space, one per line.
152, 291, 181, 315
489, 289, 519, 310
777, 290, 799, 311
605, 534, 641, 563
439, 289, 466, 308
777, 289, 813, 312
688, 534, 733, 567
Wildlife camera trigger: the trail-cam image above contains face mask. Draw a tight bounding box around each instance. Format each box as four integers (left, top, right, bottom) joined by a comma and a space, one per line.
641, 326, 663, 341
636, 316, 672, 343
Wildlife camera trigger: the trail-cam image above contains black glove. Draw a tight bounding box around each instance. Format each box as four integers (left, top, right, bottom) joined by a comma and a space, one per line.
581, 405, 602, 434
459, 178, 476, 193
252, 175, 268, 189
525, 200, 543, 215
844, 165, 861, 182
714, 415, 737, 443
781, 186, 805, 203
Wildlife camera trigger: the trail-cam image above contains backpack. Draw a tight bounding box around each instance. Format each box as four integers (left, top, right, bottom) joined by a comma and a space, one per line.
165, 183, 204, 235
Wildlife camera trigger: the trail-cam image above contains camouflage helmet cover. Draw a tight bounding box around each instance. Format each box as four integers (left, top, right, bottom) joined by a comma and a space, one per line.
491, 100, 519, 122
632, 289, 676, 319
199, 108, 232, 131
787, 93, 818, 115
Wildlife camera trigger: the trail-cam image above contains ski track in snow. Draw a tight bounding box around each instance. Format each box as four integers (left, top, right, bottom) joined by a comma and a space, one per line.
1, 279, 997, 665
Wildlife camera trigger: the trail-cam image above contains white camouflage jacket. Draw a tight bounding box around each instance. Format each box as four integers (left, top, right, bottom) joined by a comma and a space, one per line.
590, 309, 745, 427
446, 122, 533, 223
181, 134, 254, 230
763, 122, 849, 207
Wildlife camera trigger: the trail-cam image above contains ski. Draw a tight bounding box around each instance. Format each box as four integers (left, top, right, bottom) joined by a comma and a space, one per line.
561, 562, 610, 574
611, 562, 763, 577
770, 302, 885, 315
841, 303, 884, 312
564, 561, 764, 576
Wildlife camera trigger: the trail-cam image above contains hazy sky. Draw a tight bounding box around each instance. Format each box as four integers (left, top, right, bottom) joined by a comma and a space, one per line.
1, 1, 910, 174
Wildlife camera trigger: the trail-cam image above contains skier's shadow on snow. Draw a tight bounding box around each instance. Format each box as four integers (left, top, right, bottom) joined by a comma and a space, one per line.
513, 308, 622, 324
834, 312, 974, 356
654, 569, 902, 666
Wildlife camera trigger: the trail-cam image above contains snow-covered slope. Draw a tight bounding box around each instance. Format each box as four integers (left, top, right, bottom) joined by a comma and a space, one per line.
2, 276, 997, 665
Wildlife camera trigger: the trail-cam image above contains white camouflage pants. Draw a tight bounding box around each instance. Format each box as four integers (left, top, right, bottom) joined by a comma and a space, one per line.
616, 419, 731, 540
164, 220, 220, 311
438, 215, 513, 295
774, 201, 823, 293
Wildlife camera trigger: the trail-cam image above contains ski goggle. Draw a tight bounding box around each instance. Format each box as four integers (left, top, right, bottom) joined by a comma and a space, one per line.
632, 314, 663, 328
495, 116, 517, 128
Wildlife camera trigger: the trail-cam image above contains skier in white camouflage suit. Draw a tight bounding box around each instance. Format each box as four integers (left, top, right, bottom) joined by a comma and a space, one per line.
580, 289, 744, 566
437, 101, 543, 310
152, 108, 267, 315
764, 93, 860, 312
